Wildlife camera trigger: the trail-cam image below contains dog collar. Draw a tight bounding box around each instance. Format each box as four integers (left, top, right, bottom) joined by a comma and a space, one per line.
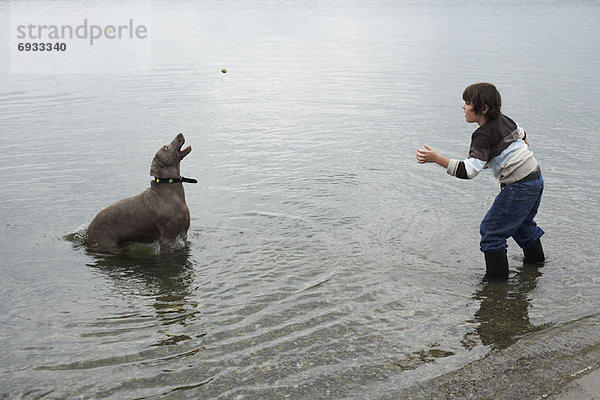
153, 177, 198, 184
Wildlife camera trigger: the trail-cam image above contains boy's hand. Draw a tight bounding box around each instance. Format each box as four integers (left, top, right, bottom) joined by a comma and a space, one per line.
416, 145, 450, 168
416, 145, 439, 164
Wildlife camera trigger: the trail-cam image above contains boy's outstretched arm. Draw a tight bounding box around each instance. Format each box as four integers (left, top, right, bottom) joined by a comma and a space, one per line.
416, 145, 486, 179
416, 145, 450, 168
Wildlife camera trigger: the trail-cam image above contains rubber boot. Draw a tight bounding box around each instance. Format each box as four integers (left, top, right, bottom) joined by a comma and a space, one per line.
483, 248, 509, 281
523, 238, 545, 265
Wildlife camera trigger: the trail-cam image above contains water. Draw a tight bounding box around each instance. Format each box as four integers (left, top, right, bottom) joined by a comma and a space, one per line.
1, 1, 600, 398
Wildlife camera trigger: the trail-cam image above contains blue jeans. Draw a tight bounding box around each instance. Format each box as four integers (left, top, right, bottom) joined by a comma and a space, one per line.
480, 172, 544, 253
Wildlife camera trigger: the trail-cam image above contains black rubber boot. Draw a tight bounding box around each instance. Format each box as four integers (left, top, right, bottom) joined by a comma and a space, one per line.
484, 248, 509, 281
523, 238, 545, 265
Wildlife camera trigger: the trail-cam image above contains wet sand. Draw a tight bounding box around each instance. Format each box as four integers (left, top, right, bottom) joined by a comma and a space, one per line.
385, 313, 600, 399
550, 368, 600, 400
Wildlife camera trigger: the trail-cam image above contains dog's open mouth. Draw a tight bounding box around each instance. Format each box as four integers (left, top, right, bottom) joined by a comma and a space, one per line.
176, 134, 192, 158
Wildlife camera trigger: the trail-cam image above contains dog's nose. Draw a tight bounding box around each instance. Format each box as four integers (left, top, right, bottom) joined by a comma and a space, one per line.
177, 133, 184, 139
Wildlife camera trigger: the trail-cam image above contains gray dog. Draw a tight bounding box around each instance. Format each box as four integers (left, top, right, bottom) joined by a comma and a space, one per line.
84, 133, 196, 252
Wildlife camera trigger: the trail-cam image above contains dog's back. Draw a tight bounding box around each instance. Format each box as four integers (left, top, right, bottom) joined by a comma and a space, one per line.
85, 190, 161, 249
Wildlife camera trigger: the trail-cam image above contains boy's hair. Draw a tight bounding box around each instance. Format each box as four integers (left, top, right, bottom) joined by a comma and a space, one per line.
462, 82, 502, 120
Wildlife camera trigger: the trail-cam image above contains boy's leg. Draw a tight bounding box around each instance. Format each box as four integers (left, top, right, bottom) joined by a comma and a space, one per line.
480, 179, 544, 252
483, 248, 509, 281
479, 188, 515, 254
512, 199, 544, 249
479, 189, 513, 280
513, 176, 545, 263
522, 238, 545, 264
479, 177, 544, 278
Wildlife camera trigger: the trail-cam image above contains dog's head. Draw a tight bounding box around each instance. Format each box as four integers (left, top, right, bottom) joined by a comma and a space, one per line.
150, 133, 192, 178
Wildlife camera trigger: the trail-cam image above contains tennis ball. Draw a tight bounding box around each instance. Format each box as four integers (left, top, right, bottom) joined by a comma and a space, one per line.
221, 68, 227, 73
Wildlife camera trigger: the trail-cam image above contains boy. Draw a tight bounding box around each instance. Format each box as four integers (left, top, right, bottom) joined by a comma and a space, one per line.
416, 83, 545, 281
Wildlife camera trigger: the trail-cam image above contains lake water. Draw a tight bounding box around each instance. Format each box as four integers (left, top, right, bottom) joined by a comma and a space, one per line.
1, 0, 599, 398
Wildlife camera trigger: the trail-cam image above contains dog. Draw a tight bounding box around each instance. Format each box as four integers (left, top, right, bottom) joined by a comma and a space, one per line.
84, 133, 196, 252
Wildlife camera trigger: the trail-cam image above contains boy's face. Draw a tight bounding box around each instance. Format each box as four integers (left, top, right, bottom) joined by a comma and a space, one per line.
462, 102, 487, 126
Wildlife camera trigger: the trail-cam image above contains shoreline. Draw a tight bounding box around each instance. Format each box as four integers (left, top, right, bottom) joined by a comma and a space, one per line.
383, 312, 600, 399
549, 367, 600, 400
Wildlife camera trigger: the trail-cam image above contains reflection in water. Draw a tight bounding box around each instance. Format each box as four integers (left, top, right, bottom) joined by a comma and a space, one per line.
465, 264, 549, 351
86, 246, 202, 347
